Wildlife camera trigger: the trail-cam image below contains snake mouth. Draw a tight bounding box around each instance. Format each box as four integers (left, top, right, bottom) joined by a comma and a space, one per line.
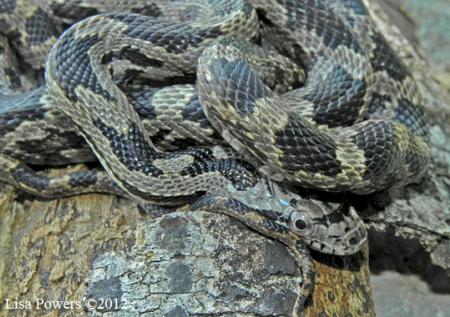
331, 221, 367, 255
339, 223, 368, 255
307, 228, 367, 255
304, 205, 368, 256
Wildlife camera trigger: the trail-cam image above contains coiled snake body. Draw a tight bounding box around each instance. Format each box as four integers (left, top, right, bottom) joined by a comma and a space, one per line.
0, 0, 430, 313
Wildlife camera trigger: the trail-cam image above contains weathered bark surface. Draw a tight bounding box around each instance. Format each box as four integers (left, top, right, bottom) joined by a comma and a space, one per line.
1, 1, 448, 316
0, 176, 374, 316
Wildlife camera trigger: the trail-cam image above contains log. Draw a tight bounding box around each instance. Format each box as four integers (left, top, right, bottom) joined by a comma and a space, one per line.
0, 176, 374, 316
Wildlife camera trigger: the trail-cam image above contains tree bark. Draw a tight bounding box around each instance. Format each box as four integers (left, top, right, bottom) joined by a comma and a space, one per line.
0, 174, 374, 316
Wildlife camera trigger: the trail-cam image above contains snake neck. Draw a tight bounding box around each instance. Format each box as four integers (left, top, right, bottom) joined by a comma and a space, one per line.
224, 177, 297, 219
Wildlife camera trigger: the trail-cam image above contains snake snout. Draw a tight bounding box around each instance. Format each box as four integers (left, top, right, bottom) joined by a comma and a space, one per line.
331, 206, 368, 255
307, 225, 367, 256
294, 201, 368, 255
339, 225, 367, 255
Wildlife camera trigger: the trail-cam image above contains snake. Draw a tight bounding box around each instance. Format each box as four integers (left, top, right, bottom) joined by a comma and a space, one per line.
0, 0, 431, 313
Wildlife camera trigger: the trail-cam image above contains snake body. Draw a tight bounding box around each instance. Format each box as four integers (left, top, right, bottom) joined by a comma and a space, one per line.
42, 0, 429, 197
0, 0, 430, 251
199, 0, 430, 195
0, 0, 431, 312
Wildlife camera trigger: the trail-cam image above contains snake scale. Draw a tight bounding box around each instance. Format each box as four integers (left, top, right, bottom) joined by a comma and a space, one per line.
0, 0, 430, 313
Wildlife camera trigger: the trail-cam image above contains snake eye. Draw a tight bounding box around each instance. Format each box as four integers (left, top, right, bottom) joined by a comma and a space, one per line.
294, 218, 307, 230
289, 211, 314, 236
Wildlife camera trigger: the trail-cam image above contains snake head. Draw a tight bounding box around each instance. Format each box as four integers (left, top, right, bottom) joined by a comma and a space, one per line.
225, 178, 367, 255
288, 198, 367, 255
